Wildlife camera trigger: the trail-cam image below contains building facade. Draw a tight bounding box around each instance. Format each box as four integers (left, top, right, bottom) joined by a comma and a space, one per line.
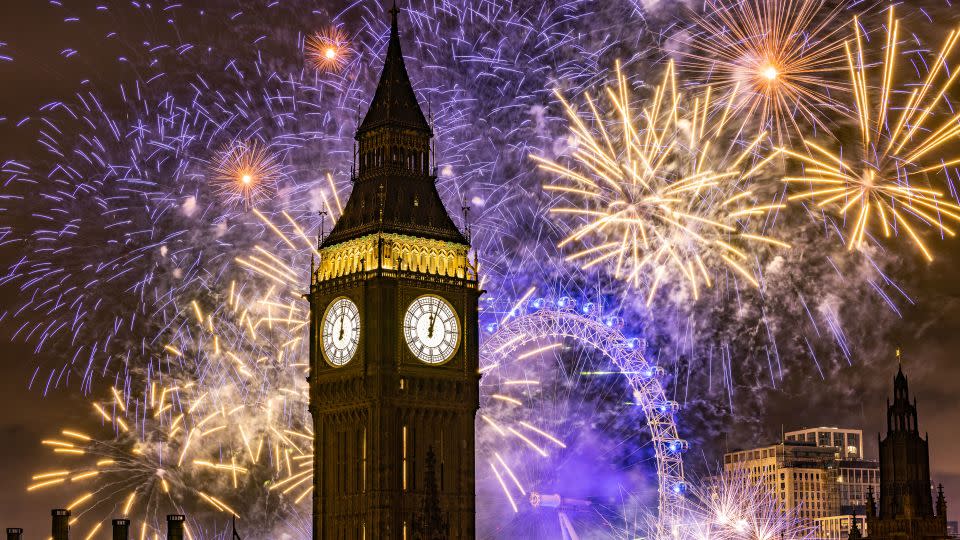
308, 6, 480, 539
818, 515, 869, 540
859, 365, 949, 540
724, 441, 841, 524
837, 459, 881, 514
786, 427, 864, 460
724, 432, 880, 538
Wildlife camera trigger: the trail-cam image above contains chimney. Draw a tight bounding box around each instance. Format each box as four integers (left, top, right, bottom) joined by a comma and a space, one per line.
112, 519, 130, 540
166, 515, 185, 540
7, 529, 23, 540
51, 509, 70, 540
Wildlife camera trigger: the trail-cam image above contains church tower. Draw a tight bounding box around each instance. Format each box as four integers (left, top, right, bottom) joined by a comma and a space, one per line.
859, 359, 949, 540
307, 5, 480, 539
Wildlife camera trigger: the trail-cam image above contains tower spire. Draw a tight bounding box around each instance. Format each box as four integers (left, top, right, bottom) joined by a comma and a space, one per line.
355, 1, 430, 136
319, 3, 466, 249
413, 446, 448, 539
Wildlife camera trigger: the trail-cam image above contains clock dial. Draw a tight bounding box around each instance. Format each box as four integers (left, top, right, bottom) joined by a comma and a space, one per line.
321, 297, 360, 366
404, 295, 460, 364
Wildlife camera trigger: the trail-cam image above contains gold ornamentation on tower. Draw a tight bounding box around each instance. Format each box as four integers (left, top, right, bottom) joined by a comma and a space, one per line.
308, 5, 481, 539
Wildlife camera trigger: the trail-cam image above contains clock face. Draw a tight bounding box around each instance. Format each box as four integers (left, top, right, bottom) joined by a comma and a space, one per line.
321, 297, 360, 367
404, 295, 460, 364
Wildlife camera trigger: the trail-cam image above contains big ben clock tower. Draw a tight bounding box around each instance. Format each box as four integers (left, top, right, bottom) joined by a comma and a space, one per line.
308, 5, 480, 539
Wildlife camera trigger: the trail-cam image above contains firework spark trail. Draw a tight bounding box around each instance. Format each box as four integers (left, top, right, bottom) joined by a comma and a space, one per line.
610, 471, 815, 540
305, 26, 355, 74
5, 1, 957, 537
682, 0, 850, 143
782, 6, 960, 261
211, 140, 285, 210
535, 61, 789, 304
30, 388, 249, 538
29, 265, 316, 535
0, 0, 641, 394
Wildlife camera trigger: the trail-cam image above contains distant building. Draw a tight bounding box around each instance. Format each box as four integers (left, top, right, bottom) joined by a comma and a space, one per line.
818, 515, 868, 540
837, 459, 881, 514
726, 427, 879, 537
787, 427, 864, 460
724, 440, 840, 524
858, 363, 949, 540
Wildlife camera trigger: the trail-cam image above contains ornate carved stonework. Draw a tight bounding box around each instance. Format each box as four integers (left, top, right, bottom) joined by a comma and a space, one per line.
857, 363, 949, 540
308, 5, 480, 539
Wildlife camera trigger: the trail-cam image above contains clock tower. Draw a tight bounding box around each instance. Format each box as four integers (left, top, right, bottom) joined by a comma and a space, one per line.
308, 5, 480, 539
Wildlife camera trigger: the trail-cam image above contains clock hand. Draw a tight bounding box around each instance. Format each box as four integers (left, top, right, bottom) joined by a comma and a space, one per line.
338, 313, 344, 341
427, 308, 436, 339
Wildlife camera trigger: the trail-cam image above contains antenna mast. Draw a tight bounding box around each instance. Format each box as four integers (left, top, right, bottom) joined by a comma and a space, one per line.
461, 199, 472, 244
318, 210, 328, 250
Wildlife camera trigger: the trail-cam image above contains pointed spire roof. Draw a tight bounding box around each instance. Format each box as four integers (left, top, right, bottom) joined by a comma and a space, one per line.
412, 446, 448, 540
319, 4, 467, 249
894, 353, 910, 402
357, 4, 431, 135
849, 515, 863, 540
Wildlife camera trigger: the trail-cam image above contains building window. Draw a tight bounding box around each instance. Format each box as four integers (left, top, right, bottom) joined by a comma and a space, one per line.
848, 433, 860, 454
818, 432, 831, 447
402, 425, 408, 491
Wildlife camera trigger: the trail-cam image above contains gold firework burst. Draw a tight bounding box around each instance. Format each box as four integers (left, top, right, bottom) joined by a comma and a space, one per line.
211, 140, 282, 209
683, 0, 849, 143
306, 27, 353, 73
533, 61, 789, 304
782, 7, 960, 261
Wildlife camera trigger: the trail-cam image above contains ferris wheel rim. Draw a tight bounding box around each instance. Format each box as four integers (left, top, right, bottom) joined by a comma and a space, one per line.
480, 306, 686, 533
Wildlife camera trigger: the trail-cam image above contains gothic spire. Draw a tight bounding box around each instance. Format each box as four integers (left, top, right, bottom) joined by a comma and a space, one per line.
356, 2, 431, 135
888, 356, 918, 433
849, 515, 863, 540
319, 4, 467, 249
412, 446, 448, 540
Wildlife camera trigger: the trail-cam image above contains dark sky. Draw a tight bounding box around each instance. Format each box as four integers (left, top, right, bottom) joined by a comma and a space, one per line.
2, 0, 960, 537
0, 2, 133, 534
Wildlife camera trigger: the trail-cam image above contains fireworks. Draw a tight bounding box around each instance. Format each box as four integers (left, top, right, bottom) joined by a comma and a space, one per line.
5, 0, 960, 537
0, 0, 614, 385
683, 0, 849, 142
630, 473, 818, 540
535, 61, 788, 304
782, 7, 960, 261
28, 276, 315, 536
478, 299, 685, 537
28, 388, 241, 539
211, 140, 285, 209
305, 27, 354, 73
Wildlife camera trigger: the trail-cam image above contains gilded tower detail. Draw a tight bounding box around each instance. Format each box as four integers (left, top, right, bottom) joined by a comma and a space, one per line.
308, 5, 480, 539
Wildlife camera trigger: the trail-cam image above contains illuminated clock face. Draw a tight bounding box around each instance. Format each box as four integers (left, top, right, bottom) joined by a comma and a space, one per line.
321, 297, 360, 367
404, 295, 460, 364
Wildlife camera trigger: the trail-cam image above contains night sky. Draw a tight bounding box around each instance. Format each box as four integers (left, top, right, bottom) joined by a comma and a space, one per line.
2, 0, 960, 537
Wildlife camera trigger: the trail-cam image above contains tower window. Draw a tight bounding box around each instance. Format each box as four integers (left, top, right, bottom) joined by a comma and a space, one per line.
402, 425, 408, 491
361, 427, 367, 493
